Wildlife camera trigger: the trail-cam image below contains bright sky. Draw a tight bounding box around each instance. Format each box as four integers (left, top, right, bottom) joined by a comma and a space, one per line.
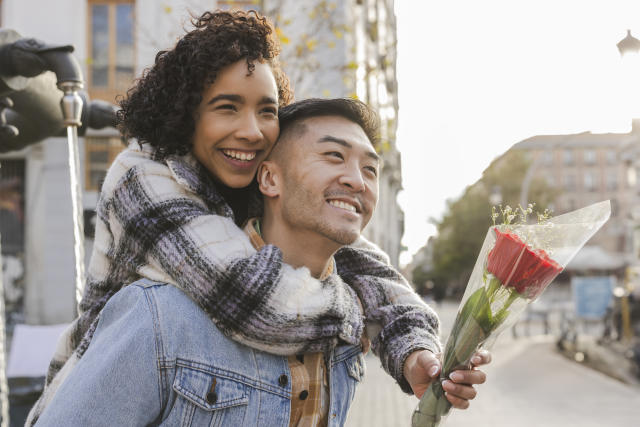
395, 0, 640, 265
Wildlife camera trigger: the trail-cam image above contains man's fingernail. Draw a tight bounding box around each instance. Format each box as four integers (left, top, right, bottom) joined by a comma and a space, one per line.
429, 366, 439, 376
449, 372, 464, 382
472, 356, 481, 364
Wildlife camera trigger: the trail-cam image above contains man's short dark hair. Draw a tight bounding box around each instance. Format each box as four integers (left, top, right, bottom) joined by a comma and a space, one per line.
278, 98, 380, 148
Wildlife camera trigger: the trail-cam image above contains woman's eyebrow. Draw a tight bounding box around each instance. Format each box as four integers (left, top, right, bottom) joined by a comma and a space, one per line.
206, 94, 243, 105
206, 94, 277, 105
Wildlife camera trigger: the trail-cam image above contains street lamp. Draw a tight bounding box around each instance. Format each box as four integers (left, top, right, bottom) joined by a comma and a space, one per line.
615, 29, 640, 343
617, 29, 640, 57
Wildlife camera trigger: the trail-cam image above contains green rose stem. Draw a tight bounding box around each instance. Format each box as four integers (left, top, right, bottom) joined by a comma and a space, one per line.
412, 272, 514, 427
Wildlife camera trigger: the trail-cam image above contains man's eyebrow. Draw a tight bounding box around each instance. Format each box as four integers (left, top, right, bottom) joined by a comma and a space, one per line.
260, 95, 278, 105
318, 135, 380, 162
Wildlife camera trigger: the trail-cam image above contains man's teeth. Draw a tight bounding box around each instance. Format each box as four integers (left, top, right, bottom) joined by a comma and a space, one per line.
329, 200, 357, 212
222, 149, 256, 161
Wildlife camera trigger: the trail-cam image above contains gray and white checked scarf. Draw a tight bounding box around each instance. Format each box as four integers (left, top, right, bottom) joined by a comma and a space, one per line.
27, 144, 441, 424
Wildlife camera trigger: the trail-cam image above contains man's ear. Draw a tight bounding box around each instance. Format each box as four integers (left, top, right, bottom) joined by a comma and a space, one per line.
257, 160, 281, 198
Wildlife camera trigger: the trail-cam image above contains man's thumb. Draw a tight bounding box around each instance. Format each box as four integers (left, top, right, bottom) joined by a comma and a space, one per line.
428, 363, 440, 378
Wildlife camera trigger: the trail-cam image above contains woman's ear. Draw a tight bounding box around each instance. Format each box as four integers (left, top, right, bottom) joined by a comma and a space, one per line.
257, 160, 281, 198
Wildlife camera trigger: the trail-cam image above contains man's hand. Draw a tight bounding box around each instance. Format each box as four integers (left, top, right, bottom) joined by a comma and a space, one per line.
403, 349, 491, 409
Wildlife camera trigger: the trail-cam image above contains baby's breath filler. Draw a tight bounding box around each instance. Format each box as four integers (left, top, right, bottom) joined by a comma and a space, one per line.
491, 203, 551, 227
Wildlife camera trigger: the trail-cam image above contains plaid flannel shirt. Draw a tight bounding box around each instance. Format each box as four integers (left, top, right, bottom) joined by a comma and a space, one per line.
27, 144, 441, 425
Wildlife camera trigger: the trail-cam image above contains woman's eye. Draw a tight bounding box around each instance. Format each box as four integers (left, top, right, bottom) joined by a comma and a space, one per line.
261, 106, 278, 115
216, 104, 237, 111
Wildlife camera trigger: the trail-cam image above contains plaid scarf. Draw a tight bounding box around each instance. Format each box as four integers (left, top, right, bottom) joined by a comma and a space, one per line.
27, 144, 441, 425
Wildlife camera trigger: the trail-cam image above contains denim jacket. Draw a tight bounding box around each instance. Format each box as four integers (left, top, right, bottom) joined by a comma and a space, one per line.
36, 279, 366, 426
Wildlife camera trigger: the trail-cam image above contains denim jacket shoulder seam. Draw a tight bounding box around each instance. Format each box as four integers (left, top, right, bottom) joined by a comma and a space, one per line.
141, 287, 166, 415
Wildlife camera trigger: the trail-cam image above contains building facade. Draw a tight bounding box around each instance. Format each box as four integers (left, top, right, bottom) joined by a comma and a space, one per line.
511, 121, 640, 257
0, 0, 404, 325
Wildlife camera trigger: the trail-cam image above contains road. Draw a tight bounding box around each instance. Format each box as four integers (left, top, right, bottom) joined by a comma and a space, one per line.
345, 302, 640, 427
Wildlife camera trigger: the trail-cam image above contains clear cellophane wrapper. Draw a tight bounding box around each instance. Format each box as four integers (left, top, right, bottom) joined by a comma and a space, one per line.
412, 201, 610, 427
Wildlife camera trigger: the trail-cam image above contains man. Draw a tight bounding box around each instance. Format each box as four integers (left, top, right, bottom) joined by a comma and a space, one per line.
36, 98, 487, 426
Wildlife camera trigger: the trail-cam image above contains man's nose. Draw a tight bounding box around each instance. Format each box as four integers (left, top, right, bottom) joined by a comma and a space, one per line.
339, 164, 365, 192
235, 113, 263, 143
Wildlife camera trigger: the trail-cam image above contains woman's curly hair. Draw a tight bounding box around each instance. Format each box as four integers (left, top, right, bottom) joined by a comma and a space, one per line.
117, 10, 293, 158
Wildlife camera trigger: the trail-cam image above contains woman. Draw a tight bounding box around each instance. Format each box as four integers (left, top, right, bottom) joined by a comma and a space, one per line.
28, 9, 485, 425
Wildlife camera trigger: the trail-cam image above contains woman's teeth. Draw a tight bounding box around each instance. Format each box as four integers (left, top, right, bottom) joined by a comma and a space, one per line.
222, 149, 256, 161
329, 200, 356, 212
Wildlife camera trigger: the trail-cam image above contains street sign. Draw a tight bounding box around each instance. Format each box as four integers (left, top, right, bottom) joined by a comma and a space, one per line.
571, 276, 615, 319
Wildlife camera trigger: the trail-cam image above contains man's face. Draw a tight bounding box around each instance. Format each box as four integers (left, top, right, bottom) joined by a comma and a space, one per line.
278, 116, 379, 246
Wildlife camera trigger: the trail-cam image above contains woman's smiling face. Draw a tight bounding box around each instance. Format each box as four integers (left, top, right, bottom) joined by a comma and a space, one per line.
192, 60, 280, 188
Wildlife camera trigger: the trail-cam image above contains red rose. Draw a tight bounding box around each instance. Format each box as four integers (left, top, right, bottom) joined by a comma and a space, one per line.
487, 228, 562, 299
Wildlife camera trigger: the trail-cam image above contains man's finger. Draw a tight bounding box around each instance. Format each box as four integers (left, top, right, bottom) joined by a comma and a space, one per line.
470, 349, 491, 367
444, 390, 471, 409
442, 380, 477, 401
449, 369, 487, 385
418, 351, 441, 377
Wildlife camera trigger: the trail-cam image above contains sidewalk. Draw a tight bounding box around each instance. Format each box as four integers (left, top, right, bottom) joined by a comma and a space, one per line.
346, 334, 640, 427
556, 334, 640, 386
345, 301, 640, 427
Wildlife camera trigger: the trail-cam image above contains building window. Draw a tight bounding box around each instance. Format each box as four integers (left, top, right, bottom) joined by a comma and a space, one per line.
583, 149, 596, 165
0, 159, 25, 255
607, 171, 617, 191
542, 150, 553, 165
606, 151, 617, 164
85, 136, 125, 191
583, 172, 596, 192
88, 0, 135, 103
563, 150, 574, 165
563, 173, 576, 191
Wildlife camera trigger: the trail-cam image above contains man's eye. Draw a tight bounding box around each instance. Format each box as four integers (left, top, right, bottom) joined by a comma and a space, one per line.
261, 106, 277, 115
325, 151, 344, 160
365, 166, 378, 176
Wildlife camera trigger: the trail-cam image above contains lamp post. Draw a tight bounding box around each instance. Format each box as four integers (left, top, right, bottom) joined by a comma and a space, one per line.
615, 29, 640, 343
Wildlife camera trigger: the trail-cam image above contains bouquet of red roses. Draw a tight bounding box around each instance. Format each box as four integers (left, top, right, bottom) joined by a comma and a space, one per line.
412, 201, 611, 427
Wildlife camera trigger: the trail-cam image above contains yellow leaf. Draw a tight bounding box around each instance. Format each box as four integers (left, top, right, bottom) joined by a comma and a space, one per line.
86, 57, 94, 65
276, 27, 290, 44
328, 41, 336, 49
163, 5, 172, 14
348, 92, 358, 99
332, 29, 343, 39
284, 19, 292, 26
329, 2, 337, 10
305, 39, 318, 51
322, 89, 331, 97
346, 61, 358, 70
